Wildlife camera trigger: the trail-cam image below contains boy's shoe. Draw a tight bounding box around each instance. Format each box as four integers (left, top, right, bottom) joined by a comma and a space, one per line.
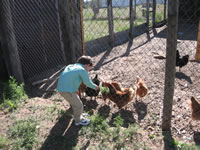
75, 118, 90, 126
81, 113, 88, 118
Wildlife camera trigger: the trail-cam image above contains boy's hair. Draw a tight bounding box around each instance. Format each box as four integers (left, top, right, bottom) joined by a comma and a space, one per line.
77, 55, 93, 66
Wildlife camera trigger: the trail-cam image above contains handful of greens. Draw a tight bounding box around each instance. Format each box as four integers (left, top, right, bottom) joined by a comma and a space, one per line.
100, 86, 110, 94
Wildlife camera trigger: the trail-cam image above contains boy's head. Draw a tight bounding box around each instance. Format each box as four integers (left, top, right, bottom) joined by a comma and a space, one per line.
77, 55, 93, 66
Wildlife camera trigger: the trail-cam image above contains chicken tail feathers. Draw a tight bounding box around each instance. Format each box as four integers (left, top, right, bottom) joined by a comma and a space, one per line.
191, 96, 200, 120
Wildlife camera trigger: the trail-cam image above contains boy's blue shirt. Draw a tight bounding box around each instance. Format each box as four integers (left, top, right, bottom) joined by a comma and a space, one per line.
56, 63, 97, 93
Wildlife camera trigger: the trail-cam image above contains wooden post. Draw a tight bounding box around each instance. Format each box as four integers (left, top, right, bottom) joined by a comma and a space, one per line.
58, 0, 76, 64
107, 0, 114, 47
146, 0, 149, 29
129, 0, 134, 39
152, 0, 156, 27
71, 0, 83, 60
162, 0, 179, 131
164, 0, 167, 20
80, 0, 85, 55
0, 0, 24, 83
195, 21, 200, 61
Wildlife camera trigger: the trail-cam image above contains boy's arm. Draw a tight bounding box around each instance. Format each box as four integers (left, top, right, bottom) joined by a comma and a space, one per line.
80, 70, 97, 89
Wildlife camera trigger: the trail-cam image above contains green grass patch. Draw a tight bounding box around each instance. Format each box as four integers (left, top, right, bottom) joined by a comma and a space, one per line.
8, 118, 39, 150
83, 5, 166, 42
78, 114, 140, 149
0, 135, 9, 150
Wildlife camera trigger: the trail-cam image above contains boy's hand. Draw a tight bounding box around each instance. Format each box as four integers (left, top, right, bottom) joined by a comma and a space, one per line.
95, 86, 100, 91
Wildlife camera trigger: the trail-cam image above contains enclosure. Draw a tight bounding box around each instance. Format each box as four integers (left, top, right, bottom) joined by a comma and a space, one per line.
0, 0, 200, 149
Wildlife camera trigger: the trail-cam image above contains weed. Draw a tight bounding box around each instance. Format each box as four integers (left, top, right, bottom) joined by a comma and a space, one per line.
8, 118, 38, 150
123, 124, 139, 140
81, 114, 109, 138
113, 114, 124, 127
0, 135, 9, 150
0, 76, 28, 112
172, 139, 199, 150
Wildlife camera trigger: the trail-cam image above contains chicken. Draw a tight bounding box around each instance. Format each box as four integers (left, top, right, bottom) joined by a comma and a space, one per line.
101, 78, 148, 109
85, 74, 100, 97
190, 96, 200, 120
176, 50, 189, 72
78, 74, 100, 99
78, 82, 87, 98
135, 76, 148, 98
102, 82, 136, 109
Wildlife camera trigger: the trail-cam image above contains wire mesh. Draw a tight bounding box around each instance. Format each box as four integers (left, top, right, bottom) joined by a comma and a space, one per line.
1, 0, 66, 83
1, 0, 200, 148
81, 0, 200, 135
1, 0, 199, 98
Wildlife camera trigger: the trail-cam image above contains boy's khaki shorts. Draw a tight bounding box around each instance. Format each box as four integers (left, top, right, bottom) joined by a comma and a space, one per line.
59, 92, 83, 123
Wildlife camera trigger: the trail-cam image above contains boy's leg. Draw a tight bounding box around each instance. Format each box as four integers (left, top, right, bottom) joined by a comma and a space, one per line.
59, 92, 83, 123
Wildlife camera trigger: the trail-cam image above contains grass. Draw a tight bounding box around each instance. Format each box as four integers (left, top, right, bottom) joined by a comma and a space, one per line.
0, 135, 9, 150
8, 118, 39, 150
83, 5, 166, 42
79, 114, 144, 149
170, 139, 199, 150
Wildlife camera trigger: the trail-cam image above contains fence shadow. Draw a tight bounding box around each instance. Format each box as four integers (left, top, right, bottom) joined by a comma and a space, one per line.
154, 23, 198, 41
86, 23, 148, 58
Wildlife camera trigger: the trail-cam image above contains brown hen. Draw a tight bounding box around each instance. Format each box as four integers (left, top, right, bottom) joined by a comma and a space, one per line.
102, 82, 136, 109
78, 82, 86, 98
136, 76, 148, 98
191, 96, 200, 120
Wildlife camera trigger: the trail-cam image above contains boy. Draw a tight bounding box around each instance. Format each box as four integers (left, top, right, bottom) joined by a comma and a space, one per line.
57, 56, 99, 126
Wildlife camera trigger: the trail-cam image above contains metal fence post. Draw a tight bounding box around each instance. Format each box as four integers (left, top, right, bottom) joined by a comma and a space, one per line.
152, 0, 156, 27
162, 0, 179, 131
129, 0, 134, 39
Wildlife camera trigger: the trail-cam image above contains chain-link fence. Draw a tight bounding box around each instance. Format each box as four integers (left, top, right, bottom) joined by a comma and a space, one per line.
1, 0, 200, 96
0, 0, 66, 83
1, 0, 200, 148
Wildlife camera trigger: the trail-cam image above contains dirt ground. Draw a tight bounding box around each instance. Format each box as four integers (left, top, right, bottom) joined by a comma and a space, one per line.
1, 24, 200, 149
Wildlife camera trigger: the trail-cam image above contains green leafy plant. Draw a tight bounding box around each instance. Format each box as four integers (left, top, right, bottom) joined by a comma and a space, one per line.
113, 114, 124, 127
123, 124, 138, 140
80, 114, 109, 139
0, 76, 28, 111
100, 87, 110, 94
89, 114, 109, 133
112, 115, 124, 149
8, 118, 38, 150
